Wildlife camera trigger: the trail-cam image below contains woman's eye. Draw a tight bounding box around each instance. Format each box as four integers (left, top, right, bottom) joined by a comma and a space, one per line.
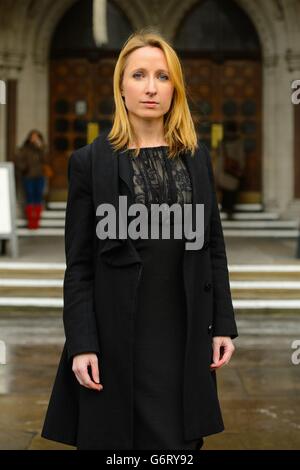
133, 72, 169, 80
133, 72, 143, 78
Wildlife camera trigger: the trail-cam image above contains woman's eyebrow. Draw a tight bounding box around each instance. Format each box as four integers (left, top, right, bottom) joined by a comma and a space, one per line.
132, 67, 169, 73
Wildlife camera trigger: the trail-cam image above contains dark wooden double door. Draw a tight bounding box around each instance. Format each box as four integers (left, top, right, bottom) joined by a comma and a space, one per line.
49, 57, 261, 202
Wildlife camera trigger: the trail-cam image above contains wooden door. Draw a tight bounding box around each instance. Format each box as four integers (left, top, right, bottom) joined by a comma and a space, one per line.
49, 57, 115, 198
183, 58, 262, 203
49, 57, 261, 202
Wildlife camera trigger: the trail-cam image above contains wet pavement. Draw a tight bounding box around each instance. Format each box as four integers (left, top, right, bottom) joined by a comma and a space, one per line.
0, 312, 299, 450
0, 235, 299, 449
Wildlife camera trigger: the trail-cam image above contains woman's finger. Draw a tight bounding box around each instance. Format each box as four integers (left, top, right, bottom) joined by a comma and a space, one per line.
74, 371, 83, 386
210, 348, 234, 369
212, 342, 221, 365
78, 367, 102, 391
90, 359, 103, 389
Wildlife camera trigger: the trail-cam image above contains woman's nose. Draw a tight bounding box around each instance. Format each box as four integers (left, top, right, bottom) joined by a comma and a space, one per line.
145, 77, 157, 94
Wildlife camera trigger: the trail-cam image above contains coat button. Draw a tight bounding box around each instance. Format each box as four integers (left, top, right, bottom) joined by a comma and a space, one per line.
208, 324, 213, 333
204, 282, 212, 292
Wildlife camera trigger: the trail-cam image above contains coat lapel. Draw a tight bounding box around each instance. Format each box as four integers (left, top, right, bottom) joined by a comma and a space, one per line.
92, 133, 142, 267
91, 132, 212, 266
118, 148, 135, 202
182, 146, 212, 238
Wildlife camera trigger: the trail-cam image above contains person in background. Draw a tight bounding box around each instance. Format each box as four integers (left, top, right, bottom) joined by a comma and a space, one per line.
14, 130, 50, 229
215, 121, 246, 219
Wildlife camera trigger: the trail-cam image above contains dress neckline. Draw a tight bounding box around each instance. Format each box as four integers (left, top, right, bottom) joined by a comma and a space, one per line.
127, 146, 169, 151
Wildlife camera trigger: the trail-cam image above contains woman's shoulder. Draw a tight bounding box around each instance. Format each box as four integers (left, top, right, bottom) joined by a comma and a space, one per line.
197, 138, 209, 152
194, 138, 210, 165
70, 130, 110, 166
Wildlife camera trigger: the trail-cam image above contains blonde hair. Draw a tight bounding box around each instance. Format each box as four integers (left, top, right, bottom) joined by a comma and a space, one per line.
108, 28, 198, 159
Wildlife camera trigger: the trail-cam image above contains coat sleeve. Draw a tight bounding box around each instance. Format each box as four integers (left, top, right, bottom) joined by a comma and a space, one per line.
14, 148, 28, 174
63, 148, 100, 361
201, 143, 238, 340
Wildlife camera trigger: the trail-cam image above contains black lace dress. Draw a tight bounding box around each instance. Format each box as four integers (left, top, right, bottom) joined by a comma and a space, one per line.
126, 146, 204, 450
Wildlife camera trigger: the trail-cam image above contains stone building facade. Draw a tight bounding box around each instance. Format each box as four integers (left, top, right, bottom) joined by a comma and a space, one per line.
0, 0, 300, 215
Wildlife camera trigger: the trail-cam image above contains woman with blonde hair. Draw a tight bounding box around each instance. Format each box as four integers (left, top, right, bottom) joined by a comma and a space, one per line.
42, 28, 238, 450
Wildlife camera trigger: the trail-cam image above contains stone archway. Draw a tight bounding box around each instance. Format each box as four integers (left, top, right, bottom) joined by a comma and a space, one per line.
47, 0, 135, 195
12, 0, 300, 211
32, 0, 147, 66
160, 0, 290, 212
171, 0, 263, 204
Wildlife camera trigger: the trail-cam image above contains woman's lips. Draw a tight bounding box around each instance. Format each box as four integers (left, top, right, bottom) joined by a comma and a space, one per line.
141, 102, 158, 107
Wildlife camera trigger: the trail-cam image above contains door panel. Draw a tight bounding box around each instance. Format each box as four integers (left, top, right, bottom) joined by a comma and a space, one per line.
183, 58, 262, 202
49, 57, 115, 197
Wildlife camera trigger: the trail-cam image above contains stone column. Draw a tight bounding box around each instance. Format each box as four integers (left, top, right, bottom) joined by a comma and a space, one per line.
0, 79, 6, 162
262, 54, 280, 212
283, 50, 300, 218
17, 55, 48, 146
263, 49, 297, 216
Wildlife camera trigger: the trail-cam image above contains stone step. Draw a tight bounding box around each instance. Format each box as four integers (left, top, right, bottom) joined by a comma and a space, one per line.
0, 298, 62, 314
1, 263, 300, 280
221, 212, 279, 220
47, 202, 66, 210
1, 279, 300, 299
41, 210, 65, 219
0, 279, 63, 297
230, 281, 300, 299
229, 265, 300, 280
18, 218, 298, 229
231, 203, 263, 211
1, 297, 300, 314
15, 227, 299, 238
17, 228, 64, 236
222, 220, 299, 228
24, 210, 282, 221
232, 299, 300, 314
17, 202, 299, 239
47, 202, 264, 212
224, 229, 299, 237
18, 219, 65, 228
0, 262, 65, 279
1, 264, 300, 313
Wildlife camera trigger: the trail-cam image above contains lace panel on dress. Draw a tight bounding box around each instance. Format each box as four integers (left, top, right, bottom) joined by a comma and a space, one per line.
128, 147, 192, 209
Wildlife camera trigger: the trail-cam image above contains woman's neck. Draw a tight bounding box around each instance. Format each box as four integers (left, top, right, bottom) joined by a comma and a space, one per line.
128, 115, 167, 148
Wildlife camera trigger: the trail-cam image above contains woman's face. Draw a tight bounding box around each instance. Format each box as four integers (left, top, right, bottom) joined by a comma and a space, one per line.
121, 46, 174, 122
30, 132, 42, 147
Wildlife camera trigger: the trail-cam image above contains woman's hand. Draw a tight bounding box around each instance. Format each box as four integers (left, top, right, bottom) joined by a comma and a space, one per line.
72, 353, 103, 391
210, 336, 235, 370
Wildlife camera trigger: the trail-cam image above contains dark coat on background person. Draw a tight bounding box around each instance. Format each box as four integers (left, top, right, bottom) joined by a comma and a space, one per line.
41, 130, 238, 450
215, 138, 246, 191
14, 141, 48, 178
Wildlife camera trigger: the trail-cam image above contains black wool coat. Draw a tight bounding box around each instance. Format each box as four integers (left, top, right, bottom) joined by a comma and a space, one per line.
41, 130, 238, 450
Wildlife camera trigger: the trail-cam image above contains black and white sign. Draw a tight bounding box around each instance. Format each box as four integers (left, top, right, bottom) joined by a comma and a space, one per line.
0, 162, 18, 257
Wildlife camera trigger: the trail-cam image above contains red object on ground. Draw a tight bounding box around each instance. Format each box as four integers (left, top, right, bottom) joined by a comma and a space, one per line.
25, 204, 43, 229
25, 204, 36, 229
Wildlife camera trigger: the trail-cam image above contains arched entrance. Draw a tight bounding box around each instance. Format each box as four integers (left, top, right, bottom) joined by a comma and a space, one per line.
174, 0, 262, 204
49, 0, 132, 198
